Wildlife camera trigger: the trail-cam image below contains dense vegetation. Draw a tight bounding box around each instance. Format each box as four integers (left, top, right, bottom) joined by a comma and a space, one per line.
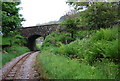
36, 25, 119, 79
1, 2, 24, 36
1, 2, 29, 66
2, 33, 30, 66
2, 45, 29, 66
36, 2, 120, 79
1, 1, 120, 79
67, 2, 119, 28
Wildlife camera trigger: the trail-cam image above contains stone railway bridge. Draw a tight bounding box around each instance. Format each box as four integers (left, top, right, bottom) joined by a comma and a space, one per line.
18, 23, 95, 51
18, 24, 60, 51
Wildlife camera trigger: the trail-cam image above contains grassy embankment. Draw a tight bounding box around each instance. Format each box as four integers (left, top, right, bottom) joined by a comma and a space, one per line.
36, 25, 120, 79
1, 35, 30, 66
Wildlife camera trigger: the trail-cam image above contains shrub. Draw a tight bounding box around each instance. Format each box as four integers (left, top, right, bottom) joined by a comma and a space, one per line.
2, 34, 26, 45
101, 39, 119, 62
2, 36, 14, 45
13, 34, 27, 45
91, 26, 119, 41
88, 26, 119, 63
72, 40, 91, 59
75, 30, 96, 39
86, 40, 119, 64
58, 43, 77, 57
41, 32, 73, 50
57, 39, 93, 61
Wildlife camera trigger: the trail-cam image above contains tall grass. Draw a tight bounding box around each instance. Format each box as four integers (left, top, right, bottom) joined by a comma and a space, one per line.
2, 45, 30, 66
37, 51, 119, 79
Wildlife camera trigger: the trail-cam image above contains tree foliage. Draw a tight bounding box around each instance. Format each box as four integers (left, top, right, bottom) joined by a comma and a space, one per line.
66, 2, 120, 29
2, 2, 24, 36
80, 2, 119, 29
66, 2, 89, 10
60, 17, 79, 39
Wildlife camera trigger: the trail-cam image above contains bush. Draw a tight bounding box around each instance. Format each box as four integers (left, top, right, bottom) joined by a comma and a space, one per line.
58, 39, 92, 61
41, 32, 73, 50
91, 25, 119, 41
58, 43, 78, 57
13, 34, 27, 45
57, 26, 119, 64
87, 26, 120, 63
75, 30, 96, 39
2, 34, 26, 45
86, 40, 118, 63
2, 36, 14, 45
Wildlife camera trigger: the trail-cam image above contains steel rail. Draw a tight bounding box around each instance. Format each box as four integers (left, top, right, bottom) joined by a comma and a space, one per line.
2, 51, 36, 81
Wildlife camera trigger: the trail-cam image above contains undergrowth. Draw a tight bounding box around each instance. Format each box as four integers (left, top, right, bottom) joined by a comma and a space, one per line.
37, 51, 119, 79
2, 34, 30, 66
36, 25, 120, 79
2, 45, 30, 66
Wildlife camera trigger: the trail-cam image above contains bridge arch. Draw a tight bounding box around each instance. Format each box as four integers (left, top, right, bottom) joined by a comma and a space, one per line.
18, 24, 60, 51
27, 35, 44, 51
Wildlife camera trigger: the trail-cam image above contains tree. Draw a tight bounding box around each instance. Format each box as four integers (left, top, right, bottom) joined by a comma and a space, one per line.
79, 2, 119, 29
66, 1, 91, 11
60, 17, 79, 39
66, 2, 119, 29
2, 2, 24, 36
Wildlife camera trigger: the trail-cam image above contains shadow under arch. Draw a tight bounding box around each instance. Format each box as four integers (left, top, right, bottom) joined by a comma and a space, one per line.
27, 35, 44, 51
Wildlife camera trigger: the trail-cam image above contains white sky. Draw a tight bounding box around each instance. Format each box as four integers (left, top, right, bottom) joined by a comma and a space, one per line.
19, 0, 71, 27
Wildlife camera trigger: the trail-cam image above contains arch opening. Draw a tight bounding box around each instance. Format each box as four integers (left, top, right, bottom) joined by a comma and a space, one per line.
36, 37, 44, 50
27, 35, 44, 51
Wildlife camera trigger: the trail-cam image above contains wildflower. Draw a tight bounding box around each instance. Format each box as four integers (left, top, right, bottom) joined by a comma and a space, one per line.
74, 55, 77, 58
69, 55, 73, 57
59, 54, 62, 56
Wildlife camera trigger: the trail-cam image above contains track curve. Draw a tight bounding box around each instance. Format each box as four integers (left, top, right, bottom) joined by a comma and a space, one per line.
1, 51, 40, 81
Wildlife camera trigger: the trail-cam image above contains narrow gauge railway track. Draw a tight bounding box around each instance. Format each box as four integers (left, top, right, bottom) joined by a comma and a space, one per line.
2, 51, 37, 81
